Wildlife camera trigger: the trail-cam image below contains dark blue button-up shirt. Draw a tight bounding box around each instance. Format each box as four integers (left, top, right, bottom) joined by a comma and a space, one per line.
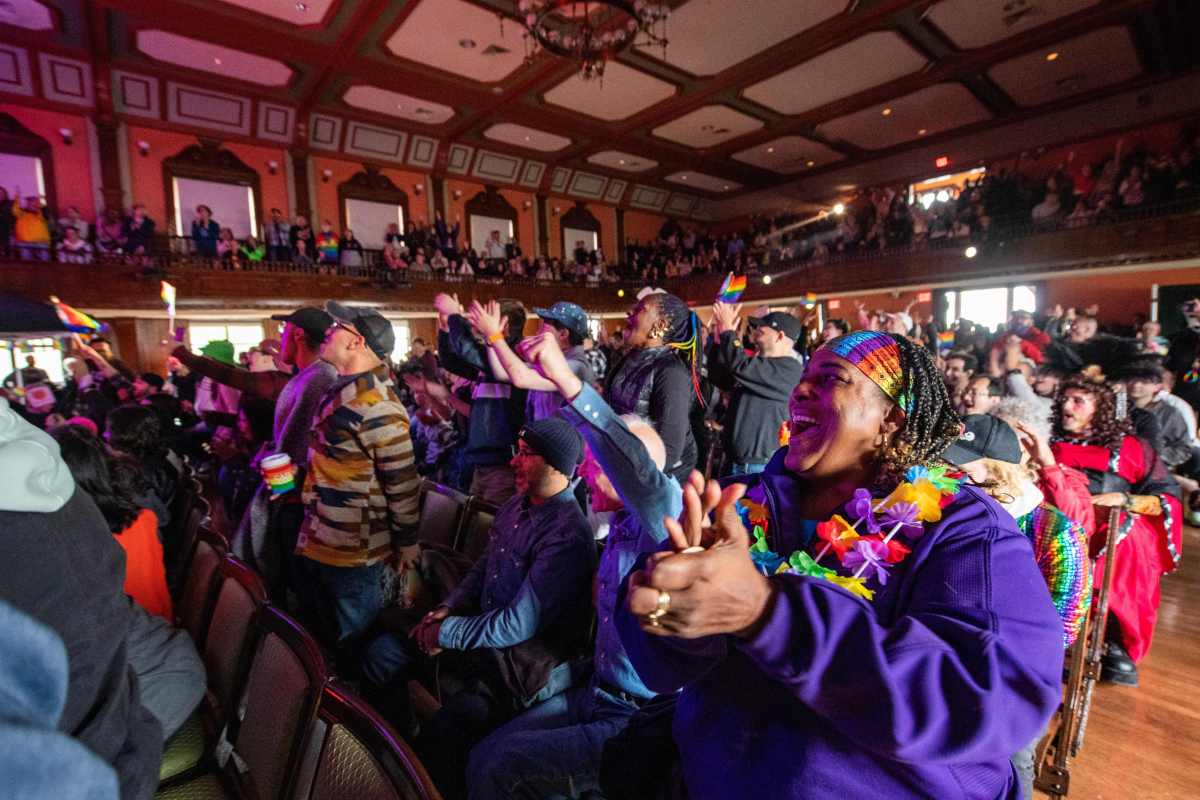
438, 485, 594, 651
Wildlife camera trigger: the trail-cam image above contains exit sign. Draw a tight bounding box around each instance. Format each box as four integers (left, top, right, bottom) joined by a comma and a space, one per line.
917, 291, 932, 302
828, 299, 841, 310
935, 156, 950, 169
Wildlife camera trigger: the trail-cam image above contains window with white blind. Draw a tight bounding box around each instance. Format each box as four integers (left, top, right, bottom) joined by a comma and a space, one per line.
173, 177, 258, 238
345, 199, 405, 249
0, 154, 45, 201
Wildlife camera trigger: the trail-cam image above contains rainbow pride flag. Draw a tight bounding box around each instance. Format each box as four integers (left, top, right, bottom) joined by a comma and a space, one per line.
803, 291, 818, 308
50, 296, 105, 333
937, 330, 956, 350
717, 272, 748, 303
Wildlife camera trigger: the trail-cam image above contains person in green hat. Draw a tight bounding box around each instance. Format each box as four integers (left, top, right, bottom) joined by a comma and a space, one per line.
193, 340, 242, 426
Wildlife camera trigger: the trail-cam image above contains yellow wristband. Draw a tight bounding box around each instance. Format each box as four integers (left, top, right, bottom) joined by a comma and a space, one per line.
486, 331, 505, 345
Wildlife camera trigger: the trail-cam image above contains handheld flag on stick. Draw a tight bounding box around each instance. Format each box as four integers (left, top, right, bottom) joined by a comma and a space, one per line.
49, 296, 105, 333
936, 330, 956, 350
803, 291, 817, 309
161, 281, 177, 330
717, 272, 747, 303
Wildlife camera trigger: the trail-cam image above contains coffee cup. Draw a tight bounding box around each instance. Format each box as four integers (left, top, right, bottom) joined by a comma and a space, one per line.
261, 453, 296, 495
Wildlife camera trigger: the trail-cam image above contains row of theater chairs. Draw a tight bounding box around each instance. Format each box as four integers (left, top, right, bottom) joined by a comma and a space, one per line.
160, 520, 441, 799
416, 480, 499, 564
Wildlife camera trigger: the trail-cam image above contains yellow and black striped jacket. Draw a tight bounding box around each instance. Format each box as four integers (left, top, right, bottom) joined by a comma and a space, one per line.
296, 363, 419, 567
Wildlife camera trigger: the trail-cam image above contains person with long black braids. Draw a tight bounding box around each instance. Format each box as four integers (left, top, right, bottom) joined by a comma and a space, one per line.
607, 292, 704, 483
614, 331, 1064, 799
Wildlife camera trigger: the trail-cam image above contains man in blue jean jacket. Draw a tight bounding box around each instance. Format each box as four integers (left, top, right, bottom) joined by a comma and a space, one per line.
466, 332, 683, 800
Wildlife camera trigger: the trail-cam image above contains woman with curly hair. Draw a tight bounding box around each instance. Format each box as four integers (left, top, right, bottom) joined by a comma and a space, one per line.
615, 331, 1064, 799
606, 292, 704, 482
1050, 374, 1183, 685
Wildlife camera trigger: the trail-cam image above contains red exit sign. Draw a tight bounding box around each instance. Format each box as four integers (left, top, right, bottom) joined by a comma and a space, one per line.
935, 156, 950, 169
917, 291, 932, 302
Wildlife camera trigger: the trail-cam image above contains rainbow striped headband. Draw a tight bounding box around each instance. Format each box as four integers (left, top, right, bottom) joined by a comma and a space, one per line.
823, 331, 911, 413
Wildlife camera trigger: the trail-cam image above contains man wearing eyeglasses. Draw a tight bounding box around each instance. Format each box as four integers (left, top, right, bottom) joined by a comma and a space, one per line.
294, 301, 420, 661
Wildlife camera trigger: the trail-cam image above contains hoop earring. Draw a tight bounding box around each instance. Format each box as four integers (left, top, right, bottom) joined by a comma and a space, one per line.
648, 321, 670, 341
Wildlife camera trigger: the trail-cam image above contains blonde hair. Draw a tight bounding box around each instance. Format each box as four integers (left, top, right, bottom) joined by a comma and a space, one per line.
975, 457, 1036, 506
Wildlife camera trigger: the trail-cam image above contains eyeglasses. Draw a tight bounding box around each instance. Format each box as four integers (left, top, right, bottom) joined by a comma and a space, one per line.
329, 320, 362, 341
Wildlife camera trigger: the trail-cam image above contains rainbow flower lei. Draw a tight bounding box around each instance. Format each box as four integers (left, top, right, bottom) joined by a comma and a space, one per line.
740, 466, 965, 601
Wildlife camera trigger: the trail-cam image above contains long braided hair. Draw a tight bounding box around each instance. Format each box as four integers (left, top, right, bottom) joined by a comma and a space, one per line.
1051, 374, 1132, 449
651, 293, 706, 407
876, 334, 962, 486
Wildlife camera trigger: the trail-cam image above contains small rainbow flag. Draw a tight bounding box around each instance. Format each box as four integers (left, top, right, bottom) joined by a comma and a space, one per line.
803, 291, 818, 308
50, 296, 105, 333
937, 330, 956, 349
161, 281, 177, 316
717, 272, 748, 303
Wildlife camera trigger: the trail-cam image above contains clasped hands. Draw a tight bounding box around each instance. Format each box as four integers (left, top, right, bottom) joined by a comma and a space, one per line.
626, 472, 775, 640
411, 605, 449, 657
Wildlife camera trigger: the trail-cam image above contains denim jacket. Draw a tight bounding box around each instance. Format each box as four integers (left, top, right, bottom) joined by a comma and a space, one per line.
559, 384, 682, 699
439, 486, 594, 652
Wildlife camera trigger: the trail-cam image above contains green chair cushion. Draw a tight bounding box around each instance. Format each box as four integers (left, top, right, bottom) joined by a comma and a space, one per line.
154, 773, 231, 800
159, 713, 206, 783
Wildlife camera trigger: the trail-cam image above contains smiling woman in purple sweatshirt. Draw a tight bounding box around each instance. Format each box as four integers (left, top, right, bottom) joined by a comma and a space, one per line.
618, 331, 1064, 800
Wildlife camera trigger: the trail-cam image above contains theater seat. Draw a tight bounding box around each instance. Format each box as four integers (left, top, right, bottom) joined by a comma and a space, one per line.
417, 481, 468, 549
177, 527, 226, 649
455, 497, 498, 563
158, 713, 207, 785
203, 558, 268, 722
293, 681, 442, 800
155, 772, 231, 800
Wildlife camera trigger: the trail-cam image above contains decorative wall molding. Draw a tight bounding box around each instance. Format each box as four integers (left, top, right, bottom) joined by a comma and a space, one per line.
112, 70, 160, 118
549, 167, 570, 194
472, 149, 522, 183
519, 160, 545, 188
446, 143, 473, 175
666, 193, 698, 215
0, 45, 34, 97
343, 120, 407, 163
162, 139, 262, 236
256, 102, 294, 144
464, 185, 518, 247
309, 113, 342, 152
408, 135, 438, 169
629, 184, 669, 211
37, 53, 93, 107
567, 170, 607, 200
560, 201, 601, 257
604, 178, 628, 205
167, 82, 251, 135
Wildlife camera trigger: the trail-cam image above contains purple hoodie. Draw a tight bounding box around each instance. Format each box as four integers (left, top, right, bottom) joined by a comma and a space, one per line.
617, 455, 1064, 799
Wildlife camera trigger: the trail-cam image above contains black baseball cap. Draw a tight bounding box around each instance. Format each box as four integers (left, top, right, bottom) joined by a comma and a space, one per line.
748, 311, 803, 341
943, 414, 1022, 465
271, 306, 333, 341
324, 301, 395, 361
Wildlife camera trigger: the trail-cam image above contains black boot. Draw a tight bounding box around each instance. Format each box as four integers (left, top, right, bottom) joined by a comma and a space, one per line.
1101, 640, 1139, 686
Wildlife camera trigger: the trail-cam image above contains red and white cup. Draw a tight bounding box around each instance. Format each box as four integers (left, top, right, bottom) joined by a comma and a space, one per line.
261, 453, 296, 495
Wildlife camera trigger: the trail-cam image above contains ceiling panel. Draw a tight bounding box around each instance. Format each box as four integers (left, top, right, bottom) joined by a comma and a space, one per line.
743, 32, 927, 116
732, 136, 846, 174
483, 122, 571, 152
652, 104, 764, 148
214, 0, 338, 25
636, 0, 846, 76
587, 150, 657, 172
136, 30, 294, 87
386, 0, 527, 83
543, 61, 676, 121
988, 26, 1141, 108
817, 83, 992, 151
924, 0, 1099, 50
342, 85, 456, 125
665, 172, 740, 193
0, 0, 54, 30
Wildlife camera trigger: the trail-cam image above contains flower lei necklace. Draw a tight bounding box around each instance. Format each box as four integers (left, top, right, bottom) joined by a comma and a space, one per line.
739, 466, 965, 601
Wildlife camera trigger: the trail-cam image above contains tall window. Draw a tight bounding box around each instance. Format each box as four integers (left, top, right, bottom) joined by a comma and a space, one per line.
468, 215, 515, 253
345, 199, 405, 249
173, 177, 258, 238
941, 284, 1039, 331
189, 323, 265, 359
564, 227, 599, 254
0, 154, 45, 200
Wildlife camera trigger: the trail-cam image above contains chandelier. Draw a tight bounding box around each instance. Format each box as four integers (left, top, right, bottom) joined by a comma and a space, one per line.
514, 0, 670, 82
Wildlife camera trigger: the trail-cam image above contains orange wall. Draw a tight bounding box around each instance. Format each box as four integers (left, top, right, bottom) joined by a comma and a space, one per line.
445, 177, 536, 257
1, 104, 97, 219
125, 124, 289, 233
623, 209, 666, 247
312, 154, 430, 229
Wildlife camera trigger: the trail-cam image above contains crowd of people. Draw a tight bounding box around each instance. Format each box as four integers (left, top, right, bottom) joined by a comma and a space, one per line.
3, 269, 1199, 799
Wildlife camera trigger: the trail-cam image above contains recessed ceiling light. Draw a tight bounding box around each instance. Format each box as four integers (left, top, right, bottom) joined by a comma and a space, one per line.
1046, 51, 1060, 62
680, 175, 687, 180
491, 86, 503, 94
213, 57, 222, 65
918, 128, 927, 135
806, 160, 815, 167
618, 159, 626, 164
295, 2, 308, 11
524, 135, 531, 141
881, 107, 893, 116
722, 185, 730, 190
767, 146, 775, 153
459, 38, 477, 50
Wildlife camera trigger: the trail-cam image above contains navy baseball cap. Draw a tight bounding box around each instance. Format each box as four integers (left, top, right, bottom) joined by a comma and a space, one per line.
534, 301, 589, 341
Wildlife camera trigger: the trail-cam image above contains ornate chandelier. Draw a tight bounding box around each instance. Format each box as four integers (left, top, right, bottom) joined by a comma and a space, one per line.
514, 0, 670, 82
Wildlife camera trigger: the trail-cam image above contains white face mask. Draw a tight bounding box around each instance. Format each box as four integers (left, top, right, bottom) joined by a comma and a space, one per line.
0, 398, 76, 513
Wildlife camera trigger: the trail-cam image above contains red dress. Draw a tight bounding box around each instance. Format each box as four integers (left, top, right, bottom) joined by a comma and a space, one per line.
115, 508, 174, 620
1052, 436, 1183, 662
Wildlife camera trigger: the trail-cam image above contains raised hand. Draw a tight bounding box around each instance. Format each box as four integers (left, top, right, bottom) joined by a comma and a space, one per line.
433, 292, 462, 319
516, 332, 578, 394
467, 299, 504, 338
710, 301, 742, 336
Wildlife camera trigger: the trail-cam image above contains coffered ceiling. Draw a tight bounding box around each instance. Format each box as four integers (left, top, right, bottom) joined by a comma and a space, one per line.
3, 0, 1198, 220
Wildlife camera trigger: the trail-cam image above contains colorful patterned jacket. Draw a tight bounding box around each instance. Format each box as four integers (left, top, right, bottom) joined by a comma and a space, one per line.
297, 363, 419, 567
